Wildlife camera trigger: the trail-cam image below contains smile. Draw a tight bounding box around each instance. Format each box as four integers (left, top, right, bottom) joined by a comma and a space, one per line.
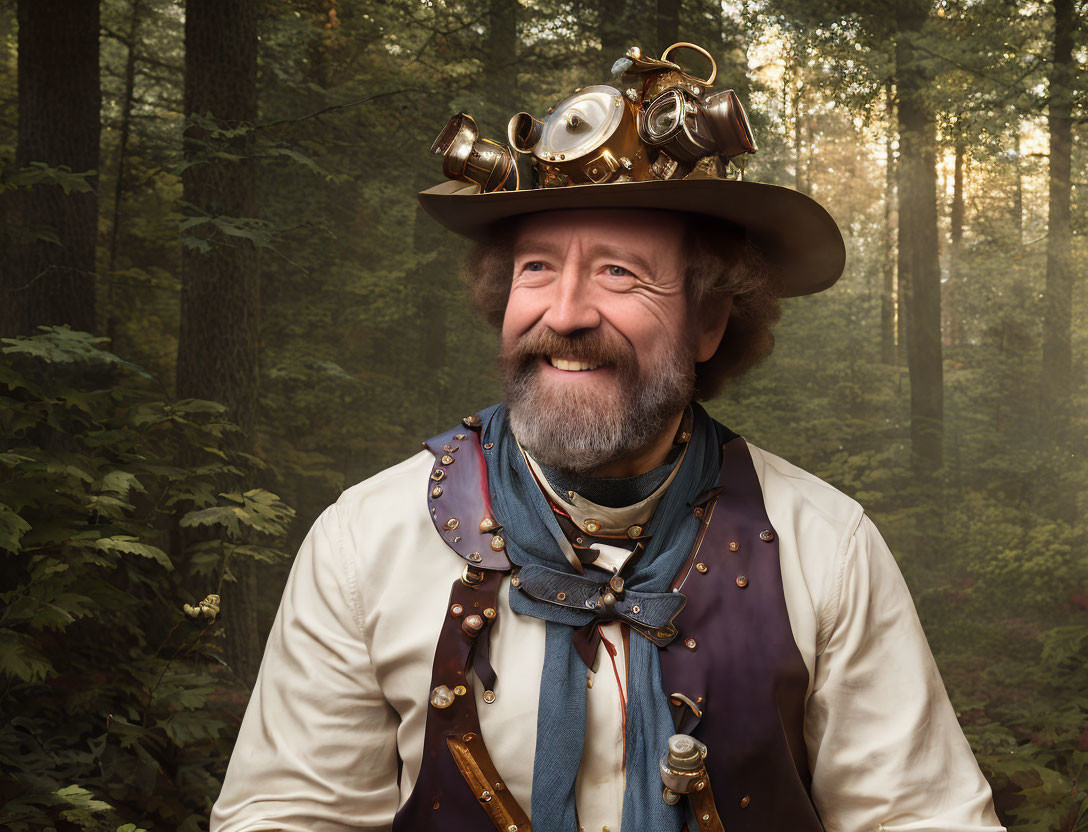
548, 357, 601, 372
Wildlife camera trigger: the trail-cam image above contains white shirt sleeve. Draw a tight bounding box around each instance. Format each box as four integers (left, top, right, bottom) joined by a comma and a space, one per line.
806, 514, 1005, 832
210, 504, 400, 832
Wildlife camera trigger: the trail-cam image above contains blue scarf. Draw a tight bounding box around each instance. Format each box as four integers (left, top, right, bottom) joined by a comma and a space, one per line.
480, 402, 732, 832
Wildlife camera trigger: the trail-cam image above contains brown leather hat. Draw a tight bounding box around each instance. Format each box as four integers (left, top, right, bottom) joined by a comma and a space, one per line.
417, 176, 845, 298
417, 43, 845, 298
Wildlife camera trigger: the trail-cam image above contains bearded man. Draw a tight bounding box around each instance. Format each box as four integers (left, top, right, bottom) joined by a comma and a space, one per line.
212, 43, 1004, 832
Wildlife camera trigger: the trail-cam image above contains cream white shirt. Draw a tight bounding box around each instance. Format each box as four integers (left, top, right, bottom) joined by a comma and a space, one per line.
211, 443, 1004, 832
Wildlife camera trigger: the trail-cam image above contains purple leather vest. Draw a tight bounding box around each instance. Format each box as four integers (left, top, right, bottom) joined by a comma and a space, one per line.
391, 418, 824, 832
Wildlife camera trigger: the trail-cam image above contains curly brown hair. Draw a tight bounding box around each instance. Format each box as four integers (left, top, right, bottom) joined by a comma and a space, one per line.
460, 212, 782, 400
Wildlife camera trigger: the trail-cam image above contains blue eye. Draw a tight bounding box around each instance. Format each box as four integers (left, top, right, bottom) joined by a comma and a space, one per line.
525, 261, 546, 272
606, 265, 631, 277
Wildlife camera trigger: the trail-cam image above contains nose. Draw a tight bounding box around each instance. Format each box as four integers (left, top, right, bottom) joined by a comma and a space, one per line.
538, 258, 601, 335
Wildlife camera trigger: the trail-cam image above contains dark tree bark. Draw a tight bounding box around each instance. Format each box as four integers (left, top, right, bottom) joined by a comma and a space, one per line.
895, 7, 944, 473
881, 80, 898, 364
656, 0, 680, 54
1, 0, 100, 336
1012, 121, 1023, 246
177, 0, 261, 686
482, 0, 518, 134
598, 0, 638, 63
1042, 0, 1074, 397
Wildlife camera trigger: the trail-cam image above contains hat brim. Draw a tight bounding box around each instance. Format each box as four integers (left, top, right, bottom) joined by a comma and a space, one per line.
417, 177, 846, 298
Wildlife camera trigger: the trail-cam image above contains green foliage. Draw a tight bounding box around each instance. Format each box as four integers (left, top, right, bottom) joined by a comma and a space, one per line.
0, 328, 294, 831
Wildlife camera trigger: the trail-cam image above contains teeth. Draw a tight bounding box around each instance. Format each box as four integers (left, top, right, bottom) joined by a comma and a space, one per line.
550, 357, 600, 372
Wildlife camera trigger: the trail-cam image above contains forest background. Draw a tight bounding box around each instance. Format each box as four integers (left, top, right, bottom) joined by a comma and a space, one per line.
0, 0, 1085, 830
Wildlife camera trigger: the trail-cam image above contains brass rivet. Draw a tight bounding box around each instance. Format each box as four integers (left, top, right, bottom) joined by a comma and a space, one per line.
680, 431, 691, 442
441, 454, 455, 465
468, 551, 482, 562
490, 536, 505, 551
483, 607, 496, 618
627, 524, 643, 538
479, 517, 496, 532
483, 442, 494, 449
450, 604, 463, 616
693, 506, 704, 518
729, 540, 740, 551
740, 795, 751, 808
556, 591, 567, 601
431, 486, 443, 498
462, 414, 481, 427
631, 604, 641, 614
462, 614, 484, 636
603, 591, 616, 605
431, 469, 446, 481
685, 637, 697, 650
454, 433, 467, 440
480, 790, 492, 802
695, 779, 706, 791
695, 562, 708, 573
453, 684, 467, 695
736, 575, 749, 588
445, 518, 460, 530
584, 519, 601, 533
443, 443, 457, 453
484, 690, 497, 704
760, 529, 774, 542
506, 825, 516, 832
511, 575, 521, 587
702, 815, 710, 822
609, 574, 624, 593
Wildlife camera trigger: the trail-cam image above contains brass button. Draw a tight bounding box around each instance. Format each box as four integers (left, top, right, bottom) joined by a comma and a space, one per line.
450, 604, 463, 616
740, 795, 751, 808
480, 790, 492, 802
584, 519, 601, 534
490, 536, 505, 551
609, 574, 624, 593
603, 591, 616, 606
483, 690, 497, 704
631, 604, 641, 614
479, 517, 497, 532
483, 441, 494, 449
760, 529, 774, 542
454, 434, 467, 440
441, 454, 455, 465
462, 615, 484, 636
430, 685, 454, 708
468, 551, 482, 562
510, 575, 521, 587
693, 506, 704, 518
729, 540, 740, 551
626, 524, 643, 539
695, 562, 708, 573
445, 518, 460, 530
483, 607, 496, 619
431, 486, 443, 498
736, 575, 749, 588
556, 591, 567, 601
462, 414, 481, 427
685, 637, 697, 650
431, 469, 446, 482
443, 443, 458, 453
453, 684, 467, 696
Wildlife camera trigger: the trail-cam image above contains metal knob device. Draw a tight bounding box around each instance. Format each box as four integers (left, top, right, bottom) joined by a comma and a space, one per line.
661, 733, 724, 832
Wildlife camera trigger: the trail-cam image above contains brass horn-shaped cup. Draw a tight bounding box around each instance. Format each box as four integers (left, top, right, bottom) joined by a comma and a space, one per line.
507, 112, 544, 153
432, 112, 519, 193
702, 90, 757, 158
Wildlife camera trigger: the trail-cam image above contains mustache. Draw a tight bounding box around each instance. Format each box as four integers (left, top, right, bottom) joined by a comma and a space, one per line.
505, 327, 634, 370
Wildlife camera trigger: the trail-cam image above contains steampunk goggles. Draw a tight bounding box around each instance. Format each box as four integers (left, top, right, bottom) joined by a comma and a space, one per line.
431, 41, 756, 194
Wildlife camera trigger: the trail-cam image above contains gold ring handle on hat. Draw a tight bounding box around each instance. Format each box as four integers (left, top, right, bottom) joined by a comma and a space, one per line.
660, 42, 717, 86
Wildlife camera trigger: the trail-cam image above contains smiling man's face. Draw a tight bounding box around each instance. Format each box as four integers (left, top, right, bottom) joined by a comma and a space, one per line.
499, 209, 723, 474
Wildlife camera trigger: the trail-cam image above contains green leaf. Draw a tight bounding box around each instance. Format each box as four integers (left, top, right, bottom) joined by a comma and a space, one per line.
0, 629, 54, 681
89, 536, 173, 570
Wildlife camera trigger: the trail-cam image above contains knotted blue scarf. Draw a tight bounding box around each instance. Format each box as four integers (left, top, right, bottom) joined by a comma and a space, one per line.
480, 401, 732, 832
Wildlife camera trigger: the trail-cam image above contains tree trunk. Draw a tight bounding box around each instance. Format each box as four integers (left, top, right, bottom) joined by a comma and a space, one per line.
106, 0, 146, 347
482, 0, 518, 135
598, 0, 636, 64
792, 67, 805, 193
947, 140, 965, 348
895, 11, 943, 473
1012, 120, 1023, 246
1042, 0, 1073, 397
177, 0, 261, 687
2, 0, 100, 336
882, 79, 897, 364
656, 0, 680, 54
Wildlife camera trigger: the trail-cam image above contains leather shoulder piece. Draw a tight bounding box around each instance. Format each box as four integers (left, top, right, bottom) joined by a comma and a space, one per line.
424, 416, 511, 571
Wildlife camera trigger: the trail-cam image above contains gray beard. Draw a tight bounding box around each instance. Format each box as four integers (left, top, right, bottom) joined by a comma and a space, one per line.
504, 340, 695, 475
